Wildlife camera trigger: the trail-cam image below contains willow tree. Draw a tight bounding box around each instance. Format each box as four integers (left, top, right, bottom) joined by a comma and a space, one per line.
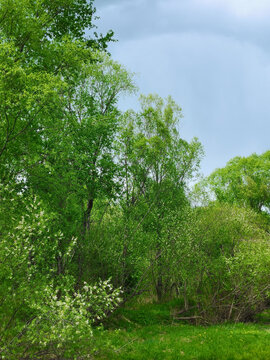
205, 151, 270, 214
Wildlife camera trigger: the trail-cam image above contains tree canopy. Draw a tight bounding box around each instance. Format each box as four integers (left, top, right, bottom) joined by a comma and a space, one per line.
205, 151, 270, 213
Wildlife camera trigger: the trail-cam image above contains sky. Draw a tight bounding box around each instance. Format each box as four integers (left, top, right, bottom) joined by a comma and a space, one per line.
95, 0, 270, 176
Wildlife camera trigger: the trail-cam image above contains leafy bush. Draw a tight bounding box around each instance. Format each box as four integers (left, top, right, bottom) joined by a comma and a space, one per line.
0, 189, 122, 359
171, 204, 270, 323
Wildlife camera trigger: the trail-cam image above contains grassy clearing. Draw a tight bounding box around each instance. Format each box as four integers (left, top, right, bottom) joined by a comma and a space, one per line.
93, 302, 270, 359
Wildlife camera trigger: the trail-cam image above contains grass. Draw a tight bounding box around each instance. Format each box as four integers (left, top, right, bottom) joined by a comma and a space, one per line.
93, 301, 270, 359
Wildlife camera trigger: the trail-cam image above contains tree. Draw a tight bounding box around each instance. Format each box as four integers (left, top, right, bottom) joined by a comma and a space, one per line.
0, 1, 127, 357
114, 94, 203, 299
0, 0, 113, 185
205, 151, 270, 213
24, 53, 136, 285
0, 0, 131, 288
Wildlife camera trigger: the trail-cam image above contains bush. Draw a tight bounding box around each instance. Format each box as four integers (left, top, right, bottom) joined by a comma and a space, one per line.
171, 204, 270, 323
0, 189, 122, 359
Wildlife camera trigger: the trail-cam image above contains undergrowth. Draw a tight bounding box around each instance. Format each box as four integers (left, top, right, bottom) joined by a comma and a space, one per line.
93, 301, 270, 359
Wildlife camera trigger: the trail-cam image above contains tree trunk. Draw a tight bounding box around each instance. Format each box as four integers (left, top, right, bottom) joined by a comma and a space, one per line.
83, 198, 94, 235
76, 198, 94, 289
155, 245, 163, 301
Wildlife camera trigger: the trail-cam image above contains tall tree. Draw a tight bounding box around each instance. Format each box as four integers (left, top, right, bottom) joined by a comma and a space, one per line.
24, 53, 136, 284
117, 94, 203, 298
0, 0, 122, 284
0, 0, 113, 184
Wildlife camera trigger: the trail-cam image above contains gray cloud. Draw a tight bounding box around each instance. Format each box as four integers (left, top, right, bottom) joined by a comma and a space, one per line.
97, 0, 270, 51
95, 0, 270, 175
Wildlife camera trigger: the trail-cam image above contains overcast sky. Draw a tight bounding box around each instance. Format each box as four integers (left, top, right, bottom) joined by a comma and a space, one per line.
95, 0, 270, 175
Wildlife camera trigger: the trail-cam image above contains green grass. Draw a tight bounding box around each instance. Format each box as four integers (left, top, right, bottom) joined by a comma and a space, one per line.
93, 302, 270, 359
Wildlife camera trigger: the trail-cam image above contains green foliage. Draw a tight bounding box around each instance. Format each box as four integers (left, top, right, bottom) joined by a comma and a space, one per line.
0, 0, 111, 47
70, 94, 204, 302
21, 279, 122, 359
0, 189, 122, 359
202, 151, 270, 213
114, 94, 203, 299
0, 2, 126, 357
0, 0, 114, 185
168, 203, 270, 323
1, 0, 270, 357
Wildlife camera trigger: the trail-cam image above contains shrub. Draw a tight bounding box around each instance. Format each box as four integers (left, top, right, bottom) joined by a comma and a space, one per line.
171, 204, 270, 323
0, 189, 122, 359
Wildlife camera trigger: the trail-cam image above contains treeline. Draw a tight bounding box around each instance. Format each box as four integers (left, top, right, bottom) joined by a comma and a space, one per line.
0, 0, 269, 359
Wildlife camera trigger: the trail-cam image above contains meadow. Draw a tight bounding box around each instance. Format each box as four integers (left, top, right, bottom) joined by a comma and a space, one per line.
94, 302, 270, 360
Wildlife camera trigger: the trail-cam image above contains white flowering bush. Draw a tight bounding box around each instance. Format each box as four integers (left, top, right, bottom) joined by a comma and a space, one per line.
0, 188, 122, 359
19, 279, 122, 359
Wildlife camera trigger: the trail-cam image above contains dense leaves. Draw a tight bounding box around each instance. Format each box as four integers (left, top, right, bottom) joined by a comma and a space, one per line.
0, 0, 269, 358
202, 151, 270, 213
